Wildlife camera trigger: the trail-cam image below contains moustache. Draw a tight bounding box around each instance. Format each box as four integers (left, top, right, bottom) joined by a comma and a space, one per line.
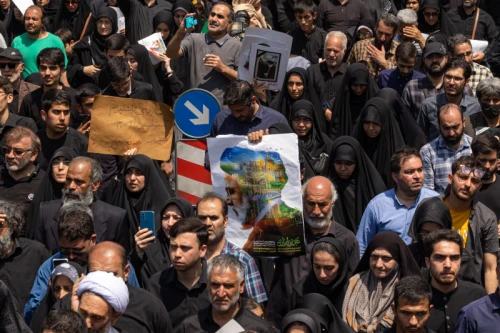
210, 21, 219, 26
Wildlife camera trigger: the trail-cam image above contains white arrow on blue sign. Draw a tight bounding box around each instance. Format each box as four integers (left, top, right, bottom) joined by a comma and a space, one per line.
173, 89, 221, 138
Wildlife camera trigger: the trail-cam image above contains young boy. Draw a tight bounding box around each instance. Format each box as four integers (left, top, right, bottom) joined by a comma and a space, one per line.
54, 28, 75, 57
288, 1, 326, 64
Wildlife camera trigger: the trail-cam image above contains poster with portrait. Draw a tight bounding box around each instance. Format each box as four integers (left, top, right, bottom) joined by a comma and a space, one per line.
138, 32, 167, 65
207, 134, 305, 256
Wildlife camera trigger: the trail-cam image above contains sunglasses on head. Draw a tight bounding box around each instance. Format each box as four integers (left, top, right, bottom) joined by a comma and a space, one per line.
457, 164, 485, 180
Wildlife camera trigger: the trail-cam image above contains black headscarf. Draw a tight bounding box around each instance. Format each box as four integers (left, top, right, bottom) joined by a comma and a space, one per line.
351, 97, 406, 188
281, 308, 325, 333
407, 197, 452, 267
127, 44, 164, 102
271, 68, 325, 133
153, 10, 174, 45
172, 0, 203, 33
53, 0, 94, 39
355, 231, 421, 278
296, 294, 355, 333
417, 0, 459, 36
329, 137, 386, 234
107, 155, 174, 238
376, 88, 427, 150
329, 63, 379, 141
90, 7, 117, 67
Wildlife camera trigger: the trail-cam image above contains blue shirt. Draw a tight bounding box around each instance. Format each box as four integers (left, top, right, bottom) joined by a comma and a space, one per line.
377, 68, 426, 96
356, 187, 439, 255
454, 290, 500, 333
24, 252, 140, 324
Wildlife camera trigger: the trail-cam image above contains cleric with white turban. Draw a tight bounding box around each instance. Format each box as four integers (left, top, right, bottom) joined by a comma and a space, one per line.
77, 271, 129, 313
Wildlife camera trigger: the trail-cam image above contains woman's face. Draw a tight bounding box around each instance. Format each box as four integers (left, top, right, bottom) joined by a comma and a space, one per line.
313, 250, 339, 286
174, 9, 187, 28
126, 53, 139, 71
51, 157, 70, 184
357, 27, 373, 40
52, 275, 73, 300
161, 204, 183, 237
156, 23, 171, 41
96, 17, 113, 36
36, 0, 51, 7
363, 121, 382, 138
64, 0, 79, 13
351, 84, 367, 96
287, 74, 304, 100
125, 167, 145, 193
333, 160, 356, 180
291, 116, 312, 137
423, 8, 439, 26
406, 0, 420, 12
369, 247, 397, 279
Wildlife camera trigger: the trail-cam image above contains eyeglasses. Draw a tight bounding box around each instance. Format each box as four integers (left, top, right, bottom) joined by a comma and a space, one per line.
457, 164, 485, 180
197, 215, 220, 221
357, 31, 372, 39
455, 51, 473, 59
370, 254, 394, 263
423, 12, 439, 18
2, 146, 33, 157
50, 160, 70, 167
59, 247, 86, 256
0, 63, 18, 69
418, 230, 432, 240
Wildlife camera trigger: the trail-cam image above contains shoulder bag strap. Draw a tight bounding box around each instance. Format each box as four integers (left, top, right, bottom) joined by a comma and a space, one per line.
471, 8, 480, 41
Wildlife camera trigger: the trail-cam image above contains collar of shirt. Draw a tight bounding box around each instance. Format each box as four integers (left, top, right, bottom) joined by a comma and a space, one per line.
436, 133, 471, 152
1, 162, 40, 183
392, 187, 423, 209
117, 82, 133, 97
431, 283, 459, 306
320, 61, 347, 76
205, 33, 230, 46
166, 259, 208, 289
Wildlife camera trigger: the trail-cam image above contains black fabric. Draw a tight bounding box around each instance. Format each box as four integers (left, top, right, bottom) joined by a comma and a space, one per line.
346, 17, 376, 60
102, 79, 158, 101
290, 100, 333, 176
270, 67, 325, 133
91, 7, 117, 66
52, 0, 94, 39
354, 231, 421, 277
288, 26, 327, 65
0, 279, 32, 333
351, 97, 406, 188
328, 63, 379, 141
94, 64, 144, 90
26, 147, 79, 239
329, 136, 386, 234
0, 3, 24, 45
41, 0, 60, 29
475, 175, 500, 222
107, 154, 174, 239
281, 308, 324, 333
153, 10, 174, 44
407, 196, 452, 267
128, 44, 163, 102
376, 88, 427, 149
417, 0, 459, 36
364, 0, 398, 22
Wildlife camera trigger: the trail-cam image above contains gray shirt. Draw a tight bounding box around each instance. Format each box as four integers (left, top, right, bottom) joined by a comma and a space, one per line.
181, 33, 241, 104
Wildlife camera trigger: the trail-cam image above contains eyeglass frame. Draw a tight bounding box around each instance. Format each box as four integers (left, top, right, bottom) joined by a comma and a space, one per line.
2, 145, 33, 157
456, 164, 485, 181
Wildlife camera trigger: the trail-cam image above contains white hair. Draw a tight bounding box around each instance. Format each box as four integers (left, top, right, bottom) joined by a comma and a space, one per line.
301, 177, 338, 204
325, 31, 348, 53
397, 9, 418, 25
207, 254, 244, 284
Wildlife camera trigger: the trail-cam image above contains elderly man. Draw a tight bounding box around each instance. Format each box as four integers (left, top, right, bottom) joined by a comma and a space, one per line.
0, 200, 49, 315
469, 77, 500, 134
396, 8, 425, 51
74, 271, 129, 333
179, 254, 274, 333
35, 156, 129, 253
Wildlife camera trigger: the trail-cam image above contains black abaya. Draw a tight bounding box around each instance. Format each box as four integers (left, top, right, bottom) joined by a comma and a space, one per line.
351, 97, 406, 188
52, 0, 94, 39
153, 10, 174, 45
417, 0, 459, 36
128, 44, 164, 103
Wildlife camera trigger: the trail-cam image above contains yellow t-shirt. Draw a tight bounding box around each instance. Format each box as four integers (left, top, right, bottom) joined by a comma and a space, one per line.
445, 201, 471, 247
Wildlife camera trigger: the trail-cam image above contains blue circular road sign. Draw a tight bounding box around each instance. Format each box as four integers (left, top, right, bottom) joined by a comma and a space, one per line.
174, 89, 221, 138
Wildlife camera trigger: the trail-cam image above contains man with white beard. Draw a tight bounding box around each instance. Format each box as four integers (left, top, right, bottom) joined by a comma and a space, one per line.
265, 176, 359, 326
179, 254, 274, 333
34, 156, 130, 254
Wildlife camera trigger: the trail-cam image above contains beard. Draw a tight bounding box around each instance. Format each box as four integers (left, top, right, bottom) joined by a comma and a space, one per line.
0, 227, 12, 254
443, 130, 463, 146
5, 154, 32, 172
62, 186, 94, 207
482, 169, 495, 181
87, 321, 112, 333
8, 71, 21, 84
211, 290, 240, 312
304, 208, 333, 231
375, 37, 392, 51
424, 62, 444, 76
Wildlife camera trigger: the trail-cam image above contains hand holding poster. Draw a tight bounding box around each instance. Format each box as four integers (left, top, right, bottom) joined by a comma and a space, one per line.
207, 134, 305, 256
138, 32, 167, 65
88, 96, 174, 160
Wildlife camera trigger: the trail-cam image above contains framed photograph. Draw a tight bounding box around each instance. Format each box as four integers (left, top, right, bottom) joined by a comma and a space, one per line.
254, 50, 281, 82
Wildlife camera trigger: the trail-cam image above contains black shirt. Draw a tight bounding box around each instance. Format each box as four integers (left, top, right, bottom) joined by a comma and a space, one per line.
317, 0, 371, 33
179, 304, 274, 333
475, 175, 500, 223
145, 260, 211, 331
427, 280, 487, 333
288, 26, 327, 65
307, 62, 348, 105
0, 238, 50, 315
36, 127, 88, 171
102, 79, 158, 102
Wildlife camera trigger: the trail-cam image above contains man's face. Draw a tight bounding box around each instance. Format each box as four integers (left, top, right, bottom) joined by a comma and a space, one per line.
295, 10, 316, 33
42, 102, 70, 134
396, 57, 416, 77
79, 292, 119, 333
105, 49, 125, 61
392, 156, 424, 196
375, 21, 395, 50
0, 0, 10, 10
39, 61, 62, 87
208, 267, 244, 312
444, 68, 468, 97
406, 0, 420, 12
0, 88, 12, 113
324, 36, 344, 68
197, 199, 227, 246
59, 238, 93, 265
79, 96, 95, 115
208, 4, 232, 35
303, 184, 333, 231
475, 152, 498, 181
453, 43, 473, 66
88, 250, 130, 282
110, 75, 132, 96
4, 137, 36, 172
228, 103, 254, 123
0, 58, 24, 83
463, 0, 477, 9
423, 53, 447, 76
426, 241, 461, 286
439, 110, 465, 146
170, 232, 206, 271
24, 8, 44, 35
64, 162, 95, 203
448, 165, 483, 201
393, 298, 432, 333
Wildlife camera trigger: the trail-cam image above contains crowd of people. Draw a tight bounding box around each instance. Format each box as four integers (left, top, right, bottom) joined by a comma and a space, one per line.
0, 0, 500, 332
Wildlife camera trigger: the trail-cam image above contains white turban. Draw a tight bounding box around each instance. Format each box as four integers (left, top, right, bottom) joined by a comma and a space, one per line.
77, 271, 129, 313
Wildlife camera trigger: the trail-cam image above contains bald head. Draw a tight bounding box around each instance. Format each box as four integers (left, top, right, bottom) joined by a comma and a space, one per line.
88, 242, 130, 281
302, 176, 337, 203
302, 176, 337, 232
438, 103, 463, 124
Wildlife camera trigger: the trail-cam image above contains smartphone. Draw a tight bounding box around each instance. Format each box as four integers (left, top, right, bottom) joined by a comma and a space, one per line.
53, 258, 68, 267
185, 16, 198, 29
140, 211, 156, 241
79, 114, 91, 124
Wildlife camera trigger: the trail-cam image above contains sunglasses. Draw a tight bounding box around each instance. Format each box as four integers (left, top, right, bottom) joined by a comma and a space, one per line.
2, 146, 33, 157
0, 63, 18, 69
59, 247, 86, 256
423, 12, 439, 18
457, 164, 485, 180
357, 31, 372, 39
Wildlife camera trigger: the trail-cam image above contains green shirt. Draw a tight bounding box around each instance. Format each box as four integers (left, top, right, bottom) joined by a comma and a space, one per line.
12, 32, 68, 78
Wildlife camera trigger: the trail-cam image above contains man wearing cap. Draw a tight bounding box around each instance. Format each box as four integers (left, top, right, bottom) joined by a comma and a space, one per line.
0, 47, 39, 114
74, 271, 130, 333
